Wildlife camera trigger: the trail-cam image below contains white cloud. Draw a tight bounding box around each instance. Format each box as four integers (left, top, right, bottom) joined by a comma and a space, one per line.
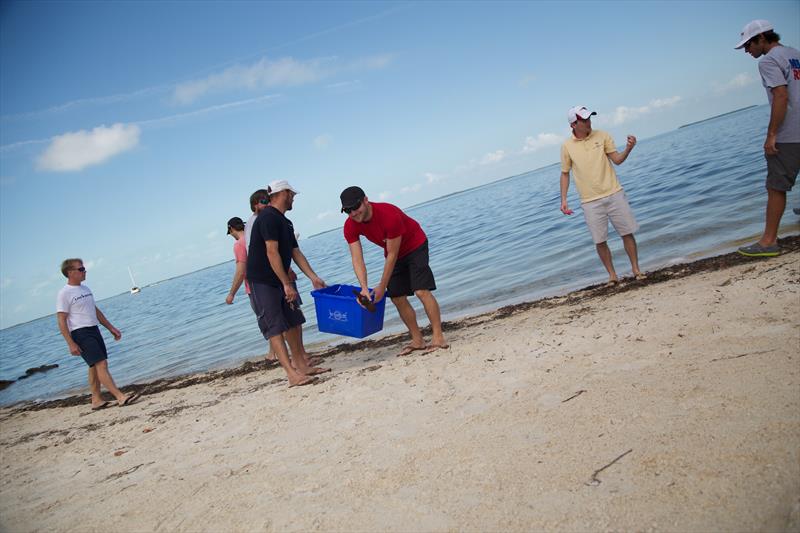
314, 134, 332, 149
480, 150, 507, 165
425, 172, 444, 184
316, 210, 335, 220
378, 191, 391, 200
604, 96, 682, 126
173, 54, 392, 105
522, 133, 562, 153
715, 73, 756, 94
400, 184, 422, 194
37, 123, 140, 172
207, 230, 219, 240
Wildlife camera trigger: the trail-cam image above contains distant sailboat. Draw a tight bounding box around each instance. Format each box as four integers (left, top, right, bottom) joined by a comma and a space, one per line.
128, 267, 141, 294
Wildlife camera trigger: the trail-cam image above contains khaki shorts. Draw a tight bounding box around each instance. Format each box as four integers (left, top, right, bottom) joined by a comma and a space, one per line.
582, 190, 639, 244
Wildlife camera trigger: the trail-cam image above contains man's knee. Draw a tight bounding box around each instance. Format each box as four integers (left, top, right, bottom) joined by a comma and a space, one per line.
414, 289, 433, 300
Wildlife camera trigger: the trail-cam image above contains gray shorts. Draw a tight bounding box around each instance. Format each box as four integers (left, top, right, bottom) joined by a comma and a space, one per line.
582, 190, 639, 244
249, 282, 305, 340
766, 143, 800, 192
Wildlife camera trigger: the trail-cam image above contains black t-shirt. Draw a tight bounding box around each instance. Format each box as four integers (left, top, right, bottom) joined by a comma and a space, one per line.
246, 206, 298, 286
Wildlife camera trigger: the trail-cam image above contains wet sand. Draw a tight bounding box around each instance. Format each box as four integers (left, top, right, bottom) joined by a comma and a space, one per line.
1, 236, 798, 532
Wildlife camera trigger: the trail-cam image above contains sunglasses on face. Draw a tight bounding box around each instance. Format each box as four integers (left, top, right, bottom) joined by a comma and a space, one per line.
342, 199, 362, 214
72, 267, 86, 272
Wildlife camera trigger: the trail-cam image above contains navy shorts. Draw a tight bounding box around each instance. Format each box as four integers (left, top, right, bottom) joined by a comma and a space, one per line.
250, 282, 305, 340
387, 240, 437, 297
766, 143, 800, 191
71, 326, 108, 367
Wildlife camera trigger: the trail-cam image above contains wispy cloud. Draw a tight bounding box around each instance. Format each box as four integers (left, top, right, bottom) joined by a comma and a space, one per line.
37, 123, 140, 172
378, 191, 391, 201
137, 94, 280, 128
602, 96, 682, 126
314, 134, 332, 149
425, 172, 445, 184
173, 54, 392, 105
480, 150, 507, 165
207, 230, 219, 240
400, 184, 422, 194
714, 73, 756, 94
316, 210, 336, 220
522, 133, 562, 153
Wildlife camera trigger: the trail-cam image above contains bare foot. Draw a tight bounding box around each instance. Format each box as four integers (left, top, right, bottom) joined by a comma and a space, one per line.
397, 344, 427, 357
288, 376, 318, 388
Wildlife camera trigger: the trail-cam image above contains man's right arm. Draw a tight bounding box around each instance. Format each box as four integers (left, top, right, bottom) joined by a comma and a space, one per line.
560, 171, 573, 215
348, 240, 370, 303
57, 312, 81, 355
226, 261, 246, 304
765, 85, 788, 155
265, 240, 297, 303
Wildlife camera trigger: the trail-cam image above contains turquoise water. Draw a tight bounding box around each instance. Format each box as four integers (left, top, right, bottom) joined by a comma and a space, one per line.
1, 105, 797, 405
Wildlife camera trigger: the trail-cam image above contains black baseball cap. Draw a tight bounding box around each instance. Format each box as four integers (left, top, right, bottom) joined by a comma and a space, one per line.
340, 186, 366, 212
227, 217, 245, 234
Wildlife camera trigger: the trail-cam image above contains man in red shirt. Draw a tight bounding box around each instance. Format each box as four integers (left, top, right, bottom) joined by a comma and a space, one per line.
341, 186, 448, 356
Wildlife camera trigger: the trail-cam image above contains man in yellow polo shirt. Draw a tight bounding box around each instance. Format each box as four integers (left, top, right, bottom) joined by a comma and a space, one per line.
560, 105, 645, 285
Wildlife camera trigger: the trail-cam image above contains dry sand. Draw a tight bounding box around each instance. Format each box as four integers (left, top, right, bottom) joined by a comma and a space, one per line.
1, 242, 799, 532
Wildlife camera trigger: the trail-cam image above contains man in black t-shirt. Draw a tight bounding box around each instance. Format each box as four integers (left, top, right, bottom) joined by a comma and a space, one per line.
246, 180, 328, 387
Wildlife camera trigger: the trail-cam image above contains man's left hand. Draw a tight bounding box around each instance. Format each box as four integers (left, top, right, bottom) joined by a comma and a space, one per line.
626, 135, 637, 151
110, 327, 122, 341
372, 284, 386, 303
311, 277, 327, 290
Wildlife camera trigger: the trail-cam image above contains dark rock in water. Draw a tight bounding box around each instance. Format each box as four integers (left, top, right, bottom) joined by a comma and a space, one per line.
0, 380, 14, 391
17, 364, 59, 380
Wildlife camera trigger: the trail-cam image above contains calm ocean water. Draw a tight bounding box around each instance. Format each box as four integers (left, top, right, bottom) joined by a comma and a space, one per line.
1, 105, 797, 406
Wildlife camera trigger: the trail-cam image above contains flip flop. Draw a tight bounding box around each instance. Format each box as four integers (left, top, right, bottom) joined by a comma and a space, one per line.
422, 343, 450, 354
91, 401, 111, 411
397, 345, 427, 357
304, 367, 331, 375
288, 376, 318, 388
634, 273, 647, 281
120, 392, 141, 406
604, 279, 619, 288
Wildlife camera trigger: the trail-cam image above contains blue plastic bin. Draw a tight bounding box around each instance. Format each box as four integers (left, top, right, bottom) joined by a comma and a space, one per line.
310, 284, 386, 338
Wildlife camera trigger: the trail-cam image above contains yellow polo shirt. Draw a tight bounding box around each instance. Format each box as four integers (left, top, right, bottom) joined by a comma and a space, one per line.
561, 129, 622, 203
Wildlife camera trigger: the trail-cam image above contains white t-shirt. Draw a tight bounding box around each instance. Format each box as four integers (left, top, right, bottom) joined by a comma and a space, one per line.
244, 212, 257, 254
56, 284, 99, 332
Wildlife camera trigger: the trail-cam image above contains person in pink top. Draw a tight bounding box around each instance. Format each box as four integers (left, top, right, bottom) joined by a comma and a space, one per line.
225, 217, 251, 306
340, 186, 448, 356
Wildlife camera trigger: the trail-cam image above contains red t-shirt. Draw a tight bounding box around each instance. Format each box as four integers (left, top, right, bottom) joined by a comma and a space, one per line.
343, 202, 427, 258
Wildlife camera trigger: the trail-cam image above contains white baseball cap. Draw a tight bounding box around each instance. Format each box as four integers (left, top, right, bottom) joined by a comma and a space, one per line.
734, 19, 773, 49
268, 179, 298, 195
567, 105, 597, 125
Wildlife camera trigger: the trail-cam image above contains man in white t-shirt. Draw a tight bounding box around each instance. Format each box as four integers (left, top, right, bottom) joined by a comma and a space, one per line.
56, 258, 139, 410
735, 20, 800, 257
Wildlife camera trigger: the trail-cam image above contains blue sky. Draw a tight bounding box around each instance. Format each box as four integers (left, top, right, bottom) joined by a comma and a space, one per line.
1, 0, 798, 328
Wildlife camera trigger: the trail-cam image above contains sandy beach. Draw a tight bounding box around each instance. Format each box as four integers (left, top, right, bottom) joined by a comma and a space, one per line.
1, 238, 798, 532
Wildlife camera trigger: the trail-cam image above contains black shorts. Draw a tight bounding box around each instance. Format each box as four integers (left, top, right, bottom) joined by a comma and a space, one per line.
71, 326, 108, 367
387, 240, 437, 298
250, 281, 305, 340
766, 143, 800, 192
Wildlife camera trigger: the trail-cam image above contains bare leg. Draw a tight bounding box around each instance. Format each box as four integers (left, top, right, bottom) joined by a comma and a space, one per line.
414, 289, 447, 347
88, 366, 104, 407
93, 360, 127, 403
621, 234, 642, 277
269, 333, 312, 386
595, 241, 618, 282
391, 296, 426, 348
284, 326, 328, 374
759, 188, 786, 247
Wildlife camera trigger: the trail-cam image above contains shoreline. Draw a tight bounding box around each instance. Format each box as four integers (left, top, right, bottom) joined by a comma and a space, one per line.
6, 233, 799, 413
1, 236, 798, 531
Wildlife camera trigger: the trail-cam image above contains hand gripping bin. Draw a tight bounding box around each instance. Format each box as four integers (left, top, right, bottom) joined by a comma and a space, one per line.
310, 284, 386, 338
